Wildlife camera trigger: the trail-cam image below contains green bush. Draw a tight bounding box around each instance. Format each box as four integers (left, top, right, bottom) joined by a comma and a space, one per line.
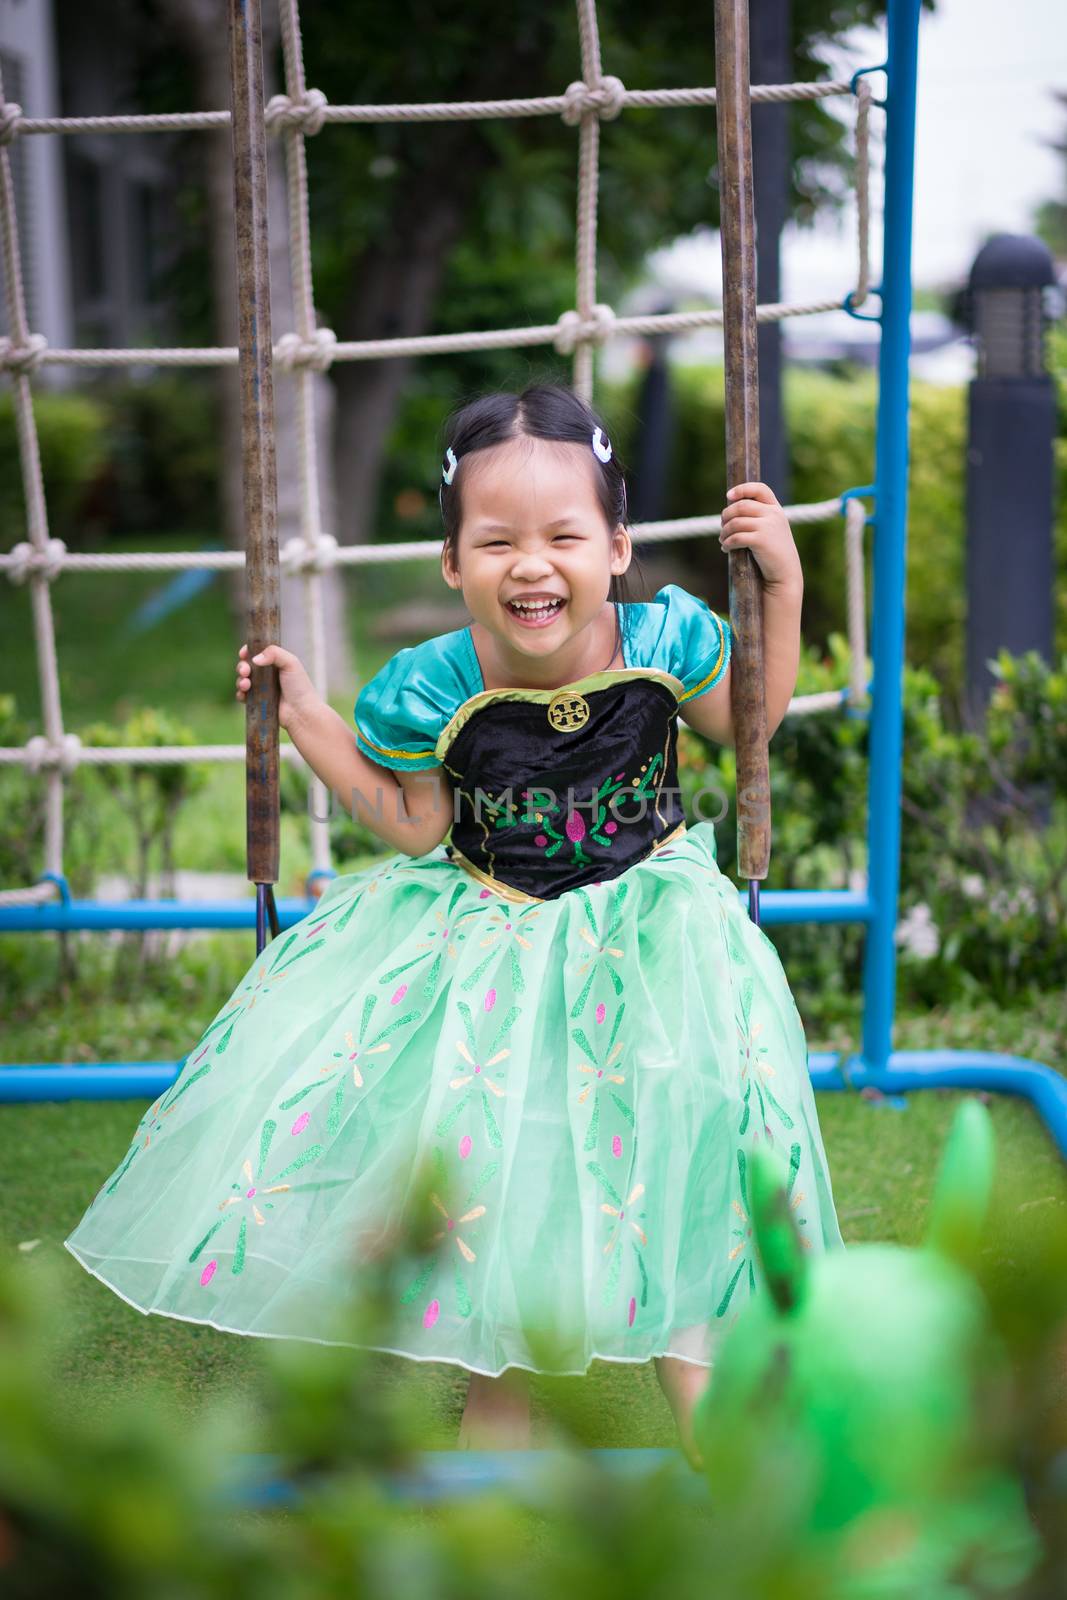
100, 374, 221, 537
898, 650, 1067, 1006
0, 696, 45, 894
75, 709, 208, 900
0, 390, 109, 549
0, 376, 221, 551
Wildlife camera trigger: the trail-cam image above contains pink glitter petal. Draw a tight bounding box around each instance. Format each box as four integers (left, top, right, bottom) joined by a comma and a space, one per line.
628, 1296, 636, 1327
565, 811, 586, 843
479, 889, 491, 898
612, 1135, 623, 1158
534, 834, 548, 848
595, 1002, 606, 1024
291, 1111, 310, 1136
604, 820, 618, 834
424, 1299, 440, 1329
484, 987, 496, 1012
391, 983, 408, 1005
200, 1260, 218, 1288
459, 1135, 472, 1159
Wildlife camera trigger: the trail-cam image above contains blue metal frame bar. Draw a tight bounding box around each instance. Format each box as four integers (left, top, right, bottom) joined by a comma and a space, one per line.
7, 1051, 1067, 1163
0, 888, 874, 933
861, 0, 920, 1078
224, 1448, 704, 1508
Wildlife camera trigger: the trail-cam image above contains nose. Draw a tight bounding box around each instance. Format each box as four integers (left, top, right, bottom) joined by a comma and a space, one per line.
509, 549, 555, 579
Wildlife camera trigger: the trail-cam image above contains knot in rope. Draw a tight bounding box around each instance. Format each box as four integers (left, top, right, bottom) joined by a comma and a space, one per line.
553, 303, 616, 355
6, 537, 65, 584
281, 532, 338, 574
274, 326, 336, 372
0, 333, 48, 374
24, 737, 49, 775
25, 734, 81, 775
560, 75, 625, 126
588, 302, 616, 344
553, 310, 583, 355
58, 734, 82, 775
0, 97, 22, 143
265, 87, 328, 136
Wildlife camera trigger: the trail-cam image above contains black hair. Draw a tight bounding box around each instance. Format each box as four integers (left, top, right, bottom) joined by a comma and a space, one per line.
437, 382, 650, 659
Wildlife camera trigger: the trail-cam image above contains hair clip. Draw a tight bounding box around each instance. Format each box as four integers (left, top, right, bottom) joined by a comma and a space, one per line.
592, 427, 612, 464
442, 446, 459, 485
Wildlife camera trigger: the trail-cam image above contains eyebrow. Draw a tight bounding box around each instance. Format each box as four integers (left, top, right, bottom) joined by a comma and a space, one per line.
472, 517, 586, 535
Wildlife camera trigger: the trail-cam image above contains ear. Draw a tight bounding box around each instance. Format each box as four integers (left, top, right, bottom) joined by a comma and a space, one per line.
749, 1145, 811, 1316
441, 547, 461, 590
924, 1098, 995, 1270
610, 523, 632, 577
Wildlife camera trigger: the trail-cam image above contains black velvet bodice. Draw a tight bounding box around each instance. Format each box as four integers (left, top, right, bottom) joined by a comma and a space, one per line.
437, 671, 685, 902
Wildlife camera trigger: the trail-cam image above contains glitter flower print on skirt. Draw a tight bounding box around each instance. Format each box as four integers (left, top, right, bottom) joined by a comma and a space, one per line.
64, 821, 844, 1377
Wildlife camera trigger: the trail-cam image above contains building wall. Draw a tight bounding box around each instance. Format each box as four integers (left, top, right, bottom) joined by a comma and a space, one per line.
55, 0, 178, 360
0, 0, 73, 375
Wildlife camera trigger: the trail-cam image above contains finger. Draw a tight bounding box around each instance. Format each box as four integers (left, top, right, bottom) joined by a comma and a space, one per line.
720, 518, 762, 536
726, 482, 776, 505
722, 501, 771, 525
239, 644, 248, 657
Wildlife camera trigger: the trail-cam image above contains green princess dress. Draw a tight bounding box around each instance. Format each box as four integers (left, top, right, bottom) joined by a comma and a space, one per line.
65, 585, 843, 1376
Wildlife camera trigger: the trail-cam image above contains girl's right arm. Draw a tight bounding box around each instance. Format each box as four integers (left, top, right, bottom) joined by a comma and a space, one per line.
235, 644, 452, 855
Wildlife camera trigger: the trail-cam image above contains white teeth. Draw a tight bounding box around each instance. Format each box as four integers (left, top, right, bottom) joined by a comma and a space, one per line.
509, 598, 563, 613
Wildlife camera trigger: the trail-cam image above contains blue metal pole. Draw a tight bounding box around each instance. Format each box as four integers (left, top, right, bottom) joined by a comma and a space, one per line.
861, 0, 921, 1075
0, 889, 875, 934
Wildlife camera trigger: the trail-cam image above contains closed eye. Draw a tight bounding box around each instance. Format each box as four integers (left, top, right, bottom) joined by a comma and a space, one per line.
479, 534, 580, 547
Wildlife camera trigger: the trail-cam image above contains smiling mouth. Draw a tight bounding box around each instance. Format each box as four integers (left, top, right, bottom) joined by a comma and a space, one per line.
505, 597, 566, 625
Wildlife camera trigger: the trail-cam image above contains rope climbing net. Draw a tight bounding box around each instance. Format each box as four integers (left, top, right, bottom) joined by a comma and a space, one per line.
0, 0, 878, 906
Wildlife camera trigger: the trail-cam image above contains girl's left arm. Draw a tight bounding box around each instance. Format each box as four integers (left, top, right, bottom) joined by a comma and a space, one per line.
678, 481, 803, 747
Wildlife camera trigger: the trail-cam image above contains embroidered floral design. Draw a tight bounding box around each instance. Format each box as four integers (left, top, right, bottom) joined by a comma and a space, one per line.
459, 904, 541, 995
589, 1162, 650, 1309
100, 1056, 214, 1197
528, 756, 666, 866
379, 881, 484, 1005
400, 1154, 499, 1323
570, 882, 629, 1016
571, 1001, 632, 1153
206, 914, 339, 1057
279, 991, 423, 1137
435, 994, 520, 1147
736, 974, 795, 1140
189, 1118, 335, 1285
428, 1190, 487, 1264
715, 1141, 809, 1320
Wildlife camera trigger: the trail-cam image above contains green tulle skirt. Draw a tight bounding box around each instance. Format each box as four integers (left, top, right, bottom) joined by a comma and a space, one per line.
64, 821, 843, 1377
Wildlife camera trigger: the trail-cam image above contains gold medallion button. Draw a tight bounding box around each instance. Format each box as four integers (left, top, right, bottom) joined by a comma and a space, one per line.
547, 691, 590, 733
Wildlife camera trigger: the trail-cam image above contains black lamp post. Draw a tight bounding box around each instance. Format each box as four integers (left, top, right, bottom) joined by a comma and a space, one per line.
963, 233, 1057, 726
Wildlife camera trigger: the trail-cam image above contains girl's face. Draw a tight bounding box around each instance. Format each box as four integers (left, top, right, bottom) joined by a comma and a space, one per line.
441, 435, 631, 664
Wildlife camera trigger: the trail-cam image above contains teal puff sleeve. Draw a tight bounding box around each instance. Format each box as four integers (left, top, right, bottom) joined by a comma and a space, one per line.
652, 584, 732, 702
354, 639, 468, 772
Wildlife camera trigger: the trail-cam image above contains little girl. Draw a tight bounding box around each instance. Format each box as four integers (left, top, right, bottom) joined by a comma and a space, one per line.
65, 382, 842, 1465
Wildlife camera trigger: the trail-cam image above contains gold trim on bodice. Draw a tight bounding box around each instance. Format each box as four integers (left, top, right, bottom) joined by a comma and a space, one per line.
433, 667, 686, 762
446, 819, 689, 905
